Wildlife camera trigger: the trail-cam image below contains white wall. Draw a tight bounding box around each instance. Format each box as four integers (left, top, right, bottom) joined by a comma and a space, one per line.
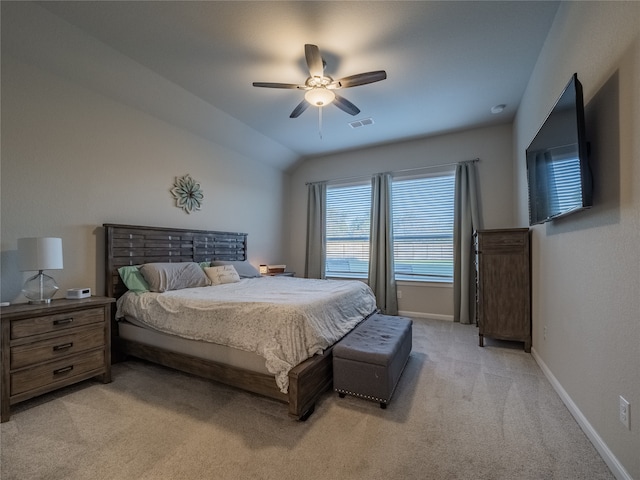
1, 46, 288, 303
514, 2, 640, 478
287, 123, 515, 319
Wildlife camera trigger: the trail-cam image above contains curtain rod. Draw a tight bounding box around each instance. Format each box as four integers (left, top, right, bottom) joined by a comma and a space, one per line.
305, 157, 479, 185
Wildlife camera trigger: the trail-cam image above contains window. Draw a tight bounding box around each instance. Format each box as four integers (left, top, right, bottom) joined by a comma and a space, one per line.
392, 173, 455, 282
324, 170, 455, 282
325, 183, 371, 278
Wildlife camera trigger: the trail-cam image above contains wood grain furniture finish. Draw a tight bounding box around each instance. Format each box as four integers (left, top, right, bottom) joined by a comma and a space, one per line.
104, 223, 333, 420
475, 228, 531, 352
1, 296, 114, 422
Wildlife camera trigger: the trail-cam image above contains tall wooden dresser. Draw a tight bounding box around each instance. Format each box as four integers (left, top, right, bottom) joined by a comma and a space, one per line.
475, 228, 531, 352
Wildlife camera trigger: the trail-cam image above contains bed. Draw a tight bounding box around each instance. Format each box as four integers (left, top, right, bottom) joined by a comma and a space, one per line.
104, 223, 377, 420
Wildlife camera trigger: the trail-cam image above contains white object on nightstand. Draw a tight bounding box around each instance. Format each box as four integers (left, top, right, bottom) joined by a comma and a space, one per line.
66, 287, 91, 299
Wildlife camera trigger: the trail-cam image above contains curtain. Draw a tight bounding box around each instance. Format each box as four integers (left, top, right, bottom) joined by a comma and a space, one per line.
304, 182, 326, 279
368, 173, 398, 315
453, 162, 481, 324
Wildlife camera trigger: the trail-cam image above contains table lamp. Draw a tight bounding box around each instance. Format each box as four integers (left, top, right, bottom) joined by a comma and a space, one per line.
18, 237, 64, 304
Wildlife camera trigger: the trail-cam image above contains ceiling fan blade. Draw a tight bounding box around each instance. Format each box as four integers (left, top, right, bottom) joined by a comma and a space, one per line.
335, 70, 387, 88
305, 44, 324, 78
333, 93, 360, 116
290, 100, 310, 118
252, 82, 302, 89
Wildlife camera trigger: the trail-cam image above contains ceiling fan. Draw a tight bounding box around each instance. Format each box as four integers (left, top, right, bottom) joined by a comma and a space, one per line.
253, 44, 387, 119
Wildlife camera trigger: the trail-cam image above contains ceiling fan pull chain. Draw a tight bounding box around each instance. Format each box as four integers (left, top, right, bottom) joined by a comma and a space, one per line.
318, 107, 323, 140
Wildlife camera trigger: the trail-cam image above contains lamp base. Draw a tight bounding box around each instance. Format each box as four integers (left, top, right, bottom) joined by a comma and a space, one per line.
22, 271, 59, 304
27, 298, 53, 305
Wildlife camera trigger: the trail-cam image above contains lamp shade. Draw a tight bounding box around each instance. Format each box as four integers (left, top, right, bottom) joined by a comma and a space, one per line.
18, 237, 63, 271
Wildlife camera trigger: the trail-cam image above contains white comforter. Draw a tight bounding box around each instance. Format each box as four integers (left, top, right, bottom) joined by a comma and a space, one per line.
116, 276, 377, 392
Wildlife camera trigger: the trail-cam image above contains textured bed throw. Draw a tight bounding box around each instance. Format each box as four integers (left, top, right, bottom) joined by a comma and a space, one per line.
116, 277, 377, 392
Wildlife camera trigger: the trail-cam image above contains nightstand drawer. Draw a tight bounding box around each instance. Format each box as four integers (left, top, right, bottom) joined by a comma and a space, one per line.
10, 307, 104, 339
11, 325, 105, 369
1, 297, 114, 422
11, 349, 105, 396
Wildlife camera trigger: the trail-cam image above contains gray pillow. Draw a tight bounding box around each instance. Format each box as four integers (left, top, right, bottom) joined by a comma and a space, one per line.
210, 260, 261, 278
139, 262, 210, 292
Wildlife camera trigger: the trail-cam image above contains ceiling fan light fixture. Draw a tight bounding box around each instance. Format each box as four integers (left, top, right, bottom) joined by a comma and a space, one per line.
305, 87, 335, 107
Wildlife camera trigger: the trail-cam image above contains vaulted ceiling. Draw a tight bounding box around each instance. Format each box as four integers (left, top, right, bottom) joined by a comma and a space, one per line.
4, 1, 560, 170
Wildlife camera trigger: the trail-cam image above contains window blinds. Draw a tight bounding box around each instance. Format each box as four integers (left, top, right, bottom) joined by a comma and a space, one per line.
325, 172, 455, 282
326, 183, 371, 277
392, 174, 455, 281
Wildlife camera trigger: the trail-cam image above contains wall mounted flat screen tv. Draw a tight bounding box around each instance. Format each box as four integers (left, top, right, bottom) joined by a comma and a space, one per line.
526, 73, 593, 225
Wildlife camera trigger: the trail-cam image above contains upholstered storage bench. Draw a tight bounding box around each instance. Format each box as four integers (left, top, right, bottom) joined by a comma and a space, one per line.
333, 314, 412, 408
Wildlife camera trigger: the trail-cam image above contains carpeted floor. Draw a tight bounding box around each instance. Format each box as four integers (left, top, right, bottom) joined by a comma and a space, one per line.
0, 317, 614, 480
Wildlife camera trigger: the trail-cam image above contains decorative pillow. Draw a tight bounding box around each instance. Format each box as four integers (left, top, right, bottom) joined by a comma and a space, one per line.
204, 265, 241, 285
117, 265, 150, 293
210, 260, 261, 278
139, 262, 210, 292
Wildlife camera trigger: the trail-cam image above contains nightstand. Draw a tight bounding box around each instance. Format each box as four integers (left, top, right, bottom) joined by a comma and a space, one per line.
264, 272, 295, 277
0, 296, 114, 422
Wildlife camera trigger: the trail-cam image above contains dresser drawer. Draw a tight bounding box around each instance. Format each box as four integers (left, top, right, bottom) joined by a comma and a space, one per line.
478, 233, 525, 248
10, 325, 105, 369
477, 230, 529, 254
11, 349, 105, 396
10, 307, 104, 339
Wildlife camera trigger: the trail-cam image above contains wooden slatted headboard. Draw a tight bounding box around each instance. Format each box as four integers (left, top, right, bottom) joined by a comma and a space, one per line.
104, 224, 247, 298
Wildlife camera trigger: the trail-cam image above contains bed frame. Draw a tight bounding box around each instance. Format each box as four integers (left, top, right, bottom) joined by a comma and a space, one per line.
104, 223, 334, 420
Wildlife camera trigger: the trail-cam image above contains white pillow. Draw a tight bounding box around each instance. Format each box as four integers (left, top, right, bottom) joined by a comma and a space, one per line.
205, 265, 241, 285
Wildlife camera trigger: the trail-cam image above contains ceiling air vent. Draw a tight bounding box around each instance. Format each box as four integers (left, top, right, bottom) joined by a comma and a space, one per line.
349, 118, 375, 129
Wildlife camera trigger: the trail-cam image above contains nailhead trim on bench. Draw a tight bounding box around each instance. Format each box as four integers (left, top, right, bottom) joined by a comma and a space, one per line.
334, 388, 388, 404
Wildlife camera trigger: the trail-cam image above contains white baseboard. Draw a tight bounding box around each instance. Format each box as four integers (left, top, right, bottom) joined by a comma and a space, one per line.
531, 348, 632, 480
398, 310, 453, 322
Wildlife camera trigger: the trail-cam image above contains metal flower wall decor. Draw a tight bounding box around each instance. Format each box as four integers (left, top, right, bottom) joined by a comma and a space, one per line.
170, 174, 204, 214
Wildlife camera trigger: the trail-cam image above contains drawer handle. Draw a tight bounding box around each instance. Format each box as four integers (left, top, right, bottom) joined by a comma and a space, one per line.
53, 342, 73, 352
53, 365, 74, 375
53, 317, 73, 326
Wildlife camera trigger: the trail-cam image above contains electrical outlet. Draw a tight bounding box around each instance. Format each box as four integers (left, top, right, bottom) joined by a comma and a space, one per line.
397, 290, 403, 299
619, 396, 630, 429
543, 325, 547, 340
